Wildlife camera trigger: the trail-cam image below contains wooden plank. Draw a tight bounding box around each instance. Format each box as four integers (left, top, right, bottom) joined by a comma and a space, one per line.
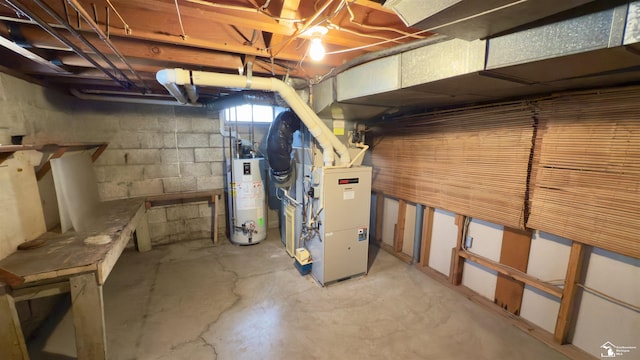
450, 214, 466, 285
213, 194, 220, 244
96, 201, 146, 284
418, 207, 435, 268
36, 146, 68, 180
145, 189, 223, 209
416, 265, 594, 360
394, 200, 407, 253
375, 192, 384, 243
135, 213, 152, 252
555, 242, 589, 344
494, 227, 532, 315
0, 198, 144, 287
12, 281, 70, 301
0, 292, 28, 360
379, 242, 413, 264
90, 143, 108, 162
459, 250, 563, 299
70, 273, 107, 360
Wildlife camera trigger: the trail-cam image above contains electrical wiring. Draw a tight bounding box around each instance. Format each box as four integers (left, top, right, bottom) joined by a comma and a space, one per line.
326, 28, 431, 55
576, 283, 640, 313
174, 0, 187, 40
104, 0, 130, 34
326, 20, 401, 43
343, 0, 424, 40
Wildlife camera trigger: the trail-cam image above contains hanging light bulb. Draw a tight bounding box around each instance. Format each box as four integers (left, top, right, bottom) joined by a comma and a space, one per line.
309, 36, 325, 61
305, 25, 328, 62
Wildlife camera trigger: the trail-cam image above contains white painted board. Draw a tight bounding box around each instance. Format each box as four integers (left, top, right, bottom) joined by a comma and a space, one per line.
0, 151, 46, 259
428, 209, 458, 276
51, 152, 100, 232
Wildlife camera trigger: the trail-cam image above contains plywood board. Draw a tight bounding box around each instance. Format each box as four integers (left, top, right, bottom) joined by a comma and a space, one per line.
494, 227, 532, 315
0, 168, 24, 260
51, 152, 100, 232
0, 150, 46, 259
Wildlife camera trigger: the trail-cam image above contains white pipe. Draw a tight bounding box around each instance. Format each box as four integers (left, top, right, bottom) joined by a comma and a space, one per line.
156, 69, 189, 105
184, 84, 199, 104
157, 68, 351, 166
70, 89, 203, 107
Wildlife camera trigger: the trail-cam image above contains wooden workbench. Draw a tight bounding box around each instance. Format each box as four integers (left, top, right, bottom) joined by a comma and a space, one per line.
0, 198, 150, 360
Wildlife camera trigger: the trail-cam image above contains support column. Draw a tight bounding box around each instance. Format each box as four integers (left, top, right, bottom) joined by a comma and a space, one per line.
70, 273, 107, 360
0, 291, 29, 360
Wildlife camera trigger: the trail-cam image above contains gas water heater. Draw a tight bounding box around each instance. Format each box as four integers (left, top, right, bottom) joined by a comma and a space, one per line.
228, 157, 267, 245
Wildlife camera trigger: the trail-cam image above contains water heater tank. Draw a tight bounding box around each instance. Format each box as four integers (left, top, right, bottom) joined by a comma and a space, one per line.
230, 157, 267, 245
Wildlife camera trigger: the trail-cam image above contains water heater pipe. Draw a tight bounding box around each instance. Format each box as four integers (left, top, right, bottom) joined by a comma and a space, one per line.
156, 68, 350, 166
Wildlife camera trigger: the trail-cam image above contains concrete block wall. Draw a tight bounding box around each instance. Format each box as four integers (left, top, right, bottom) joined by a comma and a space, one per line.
0, 73, 226, 245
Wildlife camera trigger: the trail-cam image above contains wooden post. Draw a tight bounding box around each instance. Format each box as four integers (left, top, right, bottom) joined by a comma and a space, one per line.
450, 214, 466, 285
213, 194, 220, 244
394, 200, 407, 253
135, 213, 152, 252
494, 227, 532, 315
70, 273, 107, 360
555, 242, 589, 344
0, 292, 28, 360
419, 207, 434, 268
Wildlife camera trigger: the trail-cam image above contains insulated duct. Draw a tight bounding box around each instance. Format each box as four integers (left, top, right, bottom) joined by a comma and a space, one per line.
156, 68, 350, 167
266, 110, 300, 187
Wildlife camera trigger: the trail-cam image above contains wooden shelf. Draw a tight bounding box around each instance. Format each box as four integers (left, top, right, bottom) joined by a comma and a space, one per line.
0, 143, 107, 171
0, 145, 36, 164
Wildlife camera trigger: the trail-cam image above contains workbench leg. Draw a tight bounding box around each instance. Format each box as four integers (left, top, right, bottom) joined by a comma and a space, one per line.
135, 213, 152, 252
0, 293, 29, 360
70, 273, 107, 360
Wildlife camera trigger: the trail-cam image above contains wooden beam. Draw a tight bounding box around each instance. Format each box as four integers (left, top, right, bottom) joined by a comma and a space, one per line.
36, 146, 68, 180
494, 227, 532, 316
394, 199, 407, 253
458, 250, 564, 299
555, 242, 589, 344
418, 207, 435, 268
450, 214, 466, 285
11, 281, 70, 301
70, 273, 107, 360
379, 242, 413, 264
0, 292, 28, 359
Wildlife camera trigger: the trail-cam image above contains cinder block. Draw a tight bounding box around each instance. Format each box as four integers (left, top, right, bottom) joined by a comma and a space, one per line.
97, 182, 128, 201
94, 149, 127, 165
96, 165, 144, 182
194, 148, 223, 162
158, 118, 192, 133
177, 133, 209, 148
143, 164, 180, 179
160, 149, 194, 164
128, 179, 163, 197
211, 161, 224, 176
180, 162, 212, 177
197, 175, 224, 191
147, 208, 167, 223
166, 204, 201, 221
125, 149, 161, 165
163, 134, 177, 148
191, 118, 217, 133
185, 217, 212, 232
198, 203, 213, 217
209, 134, 224, 147
162, 176, 197, 193
119, 117, 159, 131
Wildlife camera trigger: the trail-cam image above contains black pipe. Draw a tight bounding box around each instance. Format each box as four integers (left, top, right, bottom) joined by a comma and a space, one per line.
266, 110, 300, 187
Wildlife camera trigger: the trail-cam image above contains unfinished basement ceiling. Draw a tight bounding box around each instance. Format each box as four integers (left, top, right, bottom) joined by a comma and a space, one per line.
0, 0, 427, 103
0, 0, 637, 110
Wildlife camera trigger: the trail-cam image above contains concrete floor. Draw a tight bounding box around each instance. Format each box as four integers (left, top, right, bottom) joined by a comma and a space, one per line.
37, 230, 569, 360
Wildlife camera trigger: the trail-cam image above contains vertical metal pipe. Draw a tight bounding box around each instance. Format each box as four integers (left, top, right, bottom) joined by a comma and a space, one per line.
413, 204, 424, 264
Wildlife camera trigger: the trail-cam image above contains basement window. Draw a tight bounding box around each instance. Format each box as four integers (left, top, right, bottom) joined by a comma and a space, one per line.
222, 104, 286, 123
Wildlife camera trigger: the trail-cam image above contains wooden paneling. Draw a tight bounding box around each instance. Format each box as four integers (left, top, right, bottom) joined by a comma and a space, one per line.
371, 102, 534, 229
419, 207, 435, 268
494, 227, 532, 315
528, 88, 640, 259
